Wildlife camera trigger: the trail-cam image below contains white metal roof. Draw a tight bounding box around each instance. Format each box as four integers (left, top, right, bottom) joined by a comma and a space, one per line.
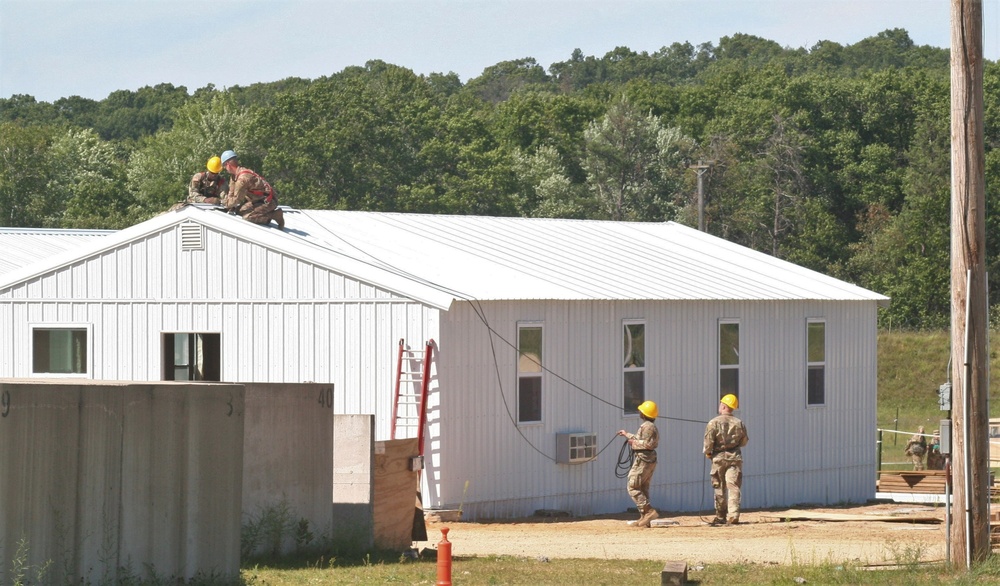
0, 227, 114, 276
279, 209, 889, 306
0, 207, 890, 308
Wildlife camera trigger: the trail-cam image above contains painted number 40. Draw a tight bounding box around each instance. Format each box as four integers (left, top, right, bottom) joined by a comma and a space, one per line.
317, 387, 333, 409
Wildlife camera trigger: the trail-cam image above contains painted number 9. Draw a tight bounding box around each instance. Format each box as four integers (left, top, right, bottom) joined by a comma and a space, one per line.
1, 390, 9, 417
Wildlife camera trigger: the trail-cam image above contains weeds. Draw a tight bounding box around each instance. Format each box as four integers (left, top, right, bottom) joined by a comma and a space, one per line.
7, 537, 52, 586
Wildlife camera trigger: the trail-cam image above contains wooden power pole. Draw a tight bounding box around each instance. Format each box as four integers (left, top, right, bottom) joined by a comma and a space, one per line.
949, 0, 990, 568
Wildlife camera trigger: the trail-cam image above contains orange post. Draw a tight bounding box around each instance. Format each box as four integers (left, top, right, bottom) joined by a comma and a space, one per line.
436, 526, 452, 586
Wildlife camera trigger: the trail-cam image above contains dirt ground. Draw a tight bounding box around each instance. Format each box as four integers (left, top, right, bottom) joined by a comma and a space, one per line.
421, 502, 951, 566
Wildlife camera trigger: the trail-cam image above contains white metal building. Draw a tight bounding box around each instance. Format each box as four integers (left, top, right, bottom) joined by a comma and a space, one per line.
0, 207, 889, 519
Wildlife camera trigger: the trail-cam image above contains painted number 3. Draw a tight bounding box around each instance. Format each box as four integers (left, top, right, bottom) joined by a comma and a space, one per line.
1, 390, 9, 417
317, 388, 333, 409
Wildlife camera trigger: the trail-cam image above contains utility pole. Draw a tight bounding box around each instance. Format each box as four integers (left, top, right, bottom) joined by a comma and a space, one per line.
949, 0, 990, 568
689, 160, 713, 231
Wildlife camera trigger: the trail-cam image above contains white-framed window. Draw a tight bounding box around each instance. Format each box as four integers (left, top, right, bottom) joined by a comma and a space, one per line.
807, 319, 826, 406
163, 333, 222, 381
719, 320, 740, 403
517, 323, 543, 423
623, 320, 645, 414
31, 324, 91, 377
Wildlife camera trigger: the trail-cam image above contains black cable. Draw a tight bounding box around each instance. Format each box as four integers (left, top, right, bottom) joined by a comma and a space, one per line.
296, 210, 708, 467
615, 440, 633, 479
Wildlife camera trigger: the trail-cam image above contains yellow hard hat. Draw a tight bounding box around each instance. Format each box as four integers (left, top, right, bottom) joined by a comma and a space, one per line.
720, 394, 738, 410
637, 400, 658, 419
206, 156, 222, 174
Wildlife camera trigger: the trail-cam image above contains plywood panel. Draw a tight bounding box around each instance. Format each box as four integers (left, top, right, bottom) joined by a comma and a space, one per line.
373, 438, 421, 550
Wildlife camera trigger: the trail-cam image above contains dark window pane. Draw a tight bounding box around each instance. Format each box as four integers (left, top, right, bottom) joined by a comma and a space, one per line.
720, 368, 739, 399
808, 365, 825, 405
163, 333, 221, 382
623, 371, 645, 413
518, 327, 542, 374
808, 322, 825, 363
32, 328, 87, 374
719, 323, 739, 365
518, 376, 542, 422
623, 324, 644, 368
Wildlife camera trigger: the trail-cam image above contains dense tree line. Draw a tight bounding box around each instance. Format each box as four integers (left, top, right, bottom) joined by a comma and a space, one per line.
0, 29, 992, 329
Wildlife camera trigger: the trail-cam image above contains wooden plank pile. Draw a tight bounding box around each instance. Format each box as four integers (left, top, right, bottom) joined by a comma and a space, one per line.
992, 509, 1000, 549
877, 470, 948, 494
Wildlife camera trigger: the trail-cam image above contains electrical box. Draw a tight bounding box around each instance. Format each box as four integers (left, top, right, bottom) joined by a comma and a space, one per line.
939, 419, 951, 455
556, 432, 597, 464
938, 382, 952, 411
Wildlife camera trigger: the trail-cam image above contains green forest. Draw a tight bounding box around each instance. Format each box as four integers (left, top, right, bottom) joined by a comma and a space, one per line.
0, 29, 994, 330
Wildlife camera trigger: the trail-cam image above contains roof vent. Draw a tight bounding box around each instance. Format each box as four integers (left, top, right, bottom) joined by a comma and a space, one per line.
180, 223, 204, 251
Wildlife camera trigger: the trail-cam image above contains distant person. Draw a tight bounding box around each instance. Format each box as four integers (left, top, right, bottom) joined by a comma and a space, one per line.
704, 394, 749, 525
926, 429, 944, 470
617, 400, 659, 528
905, 426, 927, 470
187, 156, 228, 204
220, 150, 284, 229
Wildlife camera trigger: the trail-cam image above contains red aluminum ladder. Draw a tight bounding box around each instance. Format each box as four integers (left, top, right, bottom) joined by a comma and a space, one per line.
391, 338, 434, 455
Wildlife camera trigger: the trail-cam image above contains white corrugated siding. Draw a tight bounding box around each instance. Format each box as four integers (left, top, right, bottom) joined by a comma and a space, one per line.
426, 298, 877, 519
0, 223, 440, 441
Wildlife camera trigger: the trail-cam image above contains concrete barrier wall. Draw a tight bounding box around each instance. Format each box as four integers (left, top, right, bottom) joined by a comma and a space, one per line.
241, 383, 334, 556
332, 414, 374, 551
0, 381, 243, 584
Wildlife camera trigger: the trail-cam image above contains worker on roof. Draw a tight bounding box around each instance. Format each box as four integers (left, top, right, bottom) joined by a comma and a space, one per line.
617, 400, 660, 528
220, 150, 284, 229
186, 156, 228, 205
704, 393, 749, 525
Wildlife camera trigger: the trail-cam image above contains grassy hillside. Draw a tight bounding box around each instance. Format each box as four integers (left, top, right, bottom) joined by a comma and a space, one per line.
877, 330, 1000, 442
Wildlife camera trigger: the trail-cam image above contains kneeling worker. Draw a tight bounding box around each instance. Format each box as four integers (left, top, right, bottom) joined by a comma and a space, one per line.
220, 150, 284, 229
617, 400, 659, 527
187, 156, 228, 204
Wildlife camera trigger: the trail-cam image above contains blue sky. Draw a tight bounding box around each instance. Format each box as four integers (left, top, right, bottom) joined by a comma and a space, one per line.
2, 0, 995, 103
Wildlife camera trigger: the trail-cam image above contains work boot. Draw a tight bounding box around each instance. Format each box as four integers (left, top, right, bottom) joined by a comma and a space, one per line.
708, 517, 726, 526
727, 517, 740, 525
273, 208, 285, 229
635, 507, 658, 528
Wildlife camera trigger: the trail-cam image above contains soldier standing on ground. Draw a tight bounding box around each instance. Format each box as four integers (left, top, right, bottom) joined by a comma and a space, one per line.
220, 150, 284, 229
617, 400, 659, 528
704, 394, 749, 526
926, 429, 944, 470
904, 426, 927, 470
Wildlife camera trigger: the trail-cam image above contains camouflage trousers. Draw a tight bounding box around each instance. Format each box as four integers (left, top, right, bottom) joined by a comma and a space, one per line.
627, 458, 656, 511
236, 196, 279, 225
910, 453, 925, 471
710, 457, 743, 521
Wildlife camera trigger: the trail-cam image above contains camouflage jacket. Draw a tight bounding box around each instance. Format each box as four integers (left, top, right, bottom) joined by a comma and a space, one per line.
224, 166, 274, 208
188, 171, 228, 202
704, 414, 748, 460
628, 420, 659, 463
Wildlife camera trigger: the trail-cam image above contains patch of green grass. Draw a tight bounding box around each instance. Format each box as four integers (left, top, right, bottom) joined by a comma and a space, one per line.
236, 553, 1000, 585
877, 329, 1000, 436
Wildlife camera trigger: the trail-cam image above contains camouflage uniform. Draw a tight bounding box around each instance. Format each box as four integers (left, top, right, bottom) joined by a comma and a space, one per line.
224, 166, 283, 227
926, 431, 944, 470
625, 419, 659, 514
904, 428, 927, 471
704, 413, 749, 524
187, 171, 228, 204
